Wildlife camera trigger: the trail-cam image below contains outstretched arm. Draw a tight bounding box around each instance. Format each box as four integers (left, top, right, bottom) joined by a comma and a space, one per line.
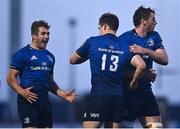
70, 52, 88, 64
130, 44, 168, 65
130, 55, 146, 89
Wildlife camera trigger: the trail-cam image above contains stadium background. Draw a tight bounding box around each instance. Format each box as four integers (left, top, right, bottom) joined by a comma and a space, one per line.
0, 0, 180, 127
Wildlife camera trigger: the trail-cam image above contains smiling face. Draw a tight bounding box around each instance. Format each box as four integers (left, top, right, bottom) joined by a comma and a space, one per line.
32, 27, 50, 49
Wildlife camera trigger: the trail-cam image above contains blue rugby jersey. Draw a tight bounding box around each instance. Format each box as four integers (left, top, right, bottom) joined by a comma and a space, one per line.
76, 34, 133, 96
120, 29, 164, 91
10, 44, 55, 98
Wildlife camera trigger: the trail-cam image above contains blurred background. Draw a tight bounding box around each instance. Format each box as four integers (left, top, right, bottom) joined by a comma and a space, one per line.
0, 0, 180, 127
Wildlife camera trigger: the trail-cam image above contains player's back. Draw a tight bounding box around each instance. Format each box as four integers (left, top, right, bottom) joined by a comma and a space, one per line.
87, 33, 132, 96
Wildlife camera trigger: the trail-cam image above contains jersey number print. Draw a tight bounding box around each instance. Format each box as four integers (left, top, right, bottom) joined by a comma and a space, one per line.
101, 54, 119, 72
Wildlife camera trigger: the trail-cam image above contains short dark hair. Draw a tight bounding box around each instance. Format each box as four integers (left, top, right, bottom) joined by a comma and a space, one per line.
31, 20, 50, 35
99, 12, 119, 32
133, 6, 155, 27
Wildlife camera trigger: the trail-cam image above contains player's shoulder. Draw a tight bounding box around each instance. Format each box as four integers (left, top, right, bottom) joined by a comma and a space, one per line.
118, 30, 134, 45
88, 35, 101, 41
11, 45, 31, 60
84, 35, 102, 45
19, 44, 30, 51
148, 31, 160, 36
148, 31, 162, 41
119, 30, 134, 40
45, 49, 55, 59
88, 34, 116, 40
85, 34, 118, 46
14, 45, 30, 55
45, 49, 53, 54
120, 30, 134, 36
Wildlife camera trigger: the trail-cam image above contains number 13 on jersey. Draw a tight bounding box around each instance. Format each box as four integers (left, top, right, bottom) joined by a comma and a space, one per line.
101, 54, 119, 72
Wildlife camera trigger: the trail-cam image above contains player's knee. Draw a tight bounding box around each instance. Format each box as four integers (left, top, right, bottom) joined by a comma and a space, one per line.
145, 122, 163, 128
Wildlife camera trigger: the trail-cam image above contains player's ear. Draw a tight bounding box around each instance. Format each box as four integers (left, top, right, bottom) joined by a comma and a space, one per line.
32, 34, 37, 40
104, 24, 107, 30
141, 19, 146, 26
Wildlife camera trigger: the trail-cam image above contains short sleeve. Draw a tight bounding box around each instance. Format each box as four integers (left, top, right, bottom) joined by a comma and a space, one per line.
76, 38, 91, 58
10, 51, 27, 71
154, 32, 164, 50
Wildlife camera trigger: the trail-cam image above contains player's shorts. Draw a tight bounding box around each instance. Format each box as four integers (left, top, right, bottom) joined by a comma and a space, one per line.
83, 95, 124, 123
124, 89, 160, 122
17, 95, 53, 128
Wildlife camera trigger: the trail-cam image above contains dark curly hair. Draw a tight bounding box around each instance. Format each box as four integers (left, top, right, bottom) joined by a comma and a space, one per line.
133, 6, 155, 27
99, 12, 119, 32
31, 20, 50, 35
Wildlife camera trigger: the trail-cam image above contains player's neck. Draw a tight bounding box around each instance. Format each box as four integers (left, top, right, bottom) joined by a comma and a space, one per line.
30, 42, 42, 50
134, 27, 147, 38
103, 30, 116, 36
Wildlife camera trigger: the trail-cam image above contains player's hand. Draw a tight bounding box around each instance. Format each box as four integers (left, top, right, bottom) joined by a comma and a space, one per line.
20, 87, 38, 104
129, 80, 138, 90
63, 89, 78, 103
144, 69, 157, 83
129, 44, 146, 54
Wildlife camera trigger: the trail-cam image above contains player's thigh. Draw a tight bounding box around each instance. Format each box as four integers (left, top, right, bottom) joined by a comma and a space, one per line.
146, 91, 160, 115
103, 95, 124, 128
121, 102, 136, 128
83, 95, 123, 123
17, 96, 38, 128
123, 96, 136, 123
111, 95, 124, 122
136, 90, 160, 117
37, 110, 53, 128
36, 100, 53, 128
83, 95, 102, 122
104, 96, 126, 128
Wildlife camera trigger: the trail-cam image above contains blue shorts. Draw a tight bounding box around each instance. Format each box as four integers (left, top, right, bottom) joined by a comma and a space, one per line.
124, 89, 160, 122
83, 95, 124, 123
17, 95, 53, 128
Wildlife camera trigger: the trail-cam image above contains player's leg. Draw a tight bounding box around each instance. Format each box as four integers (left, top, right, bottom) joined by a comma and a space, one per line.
83, 121, 101, 128
83, 95, 123, 128
137, 90, 163, 128
37, 110, 53, 128
37, 100, 53, 128
104, 93, 133, 128
17, 95, 38, 128
121, 101, 136, 128
83, 95, 103, 128
138, 116, 163, 128
121, 88, 136, 128
106, 95, 124, 128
